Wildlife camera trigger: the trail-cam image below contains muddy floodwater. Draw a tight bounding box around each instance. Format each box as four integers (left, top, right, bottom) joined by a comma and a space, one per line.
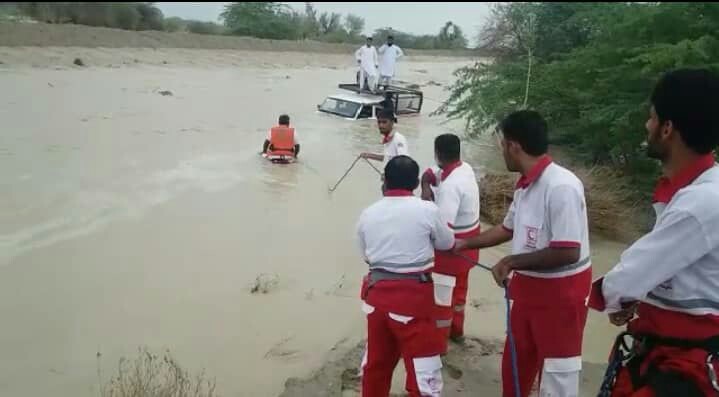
0, 48, 626, 396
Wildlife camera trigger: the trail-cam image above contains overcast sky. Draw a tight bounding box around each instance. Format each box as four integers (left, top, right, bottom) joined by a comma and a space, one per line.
155, 2, 492, 41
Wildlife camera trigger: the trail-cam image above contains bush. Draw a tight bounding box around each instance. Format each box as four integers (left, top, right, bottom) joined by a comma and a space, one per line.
186, 20, 223, 35
164, 16, 186, 32
101, 346, 216, 397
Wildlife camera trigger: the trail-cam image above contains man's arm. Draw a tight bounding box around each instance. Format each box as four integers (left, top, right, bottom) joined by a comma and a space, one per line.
600, 209, 711, 312
262, 139, 270, 154
294, 144, 300, 157
431, 206, 455, 251
359, 152, 384, 162
458, 224, 513, 250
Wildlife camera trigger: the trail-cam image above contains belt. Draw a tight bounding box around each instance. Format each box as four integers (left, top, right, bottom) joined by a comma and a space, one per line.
368, 269, 432, 286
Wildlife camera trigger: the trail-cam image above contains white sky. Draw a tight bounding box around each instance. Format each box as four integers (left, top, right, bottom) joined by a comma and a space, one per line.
155, 2, 492, 42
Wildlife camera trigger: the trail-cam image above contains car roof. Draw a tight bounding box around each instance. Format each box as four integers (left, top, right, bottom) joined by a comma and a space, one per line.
326, 93, 383, 105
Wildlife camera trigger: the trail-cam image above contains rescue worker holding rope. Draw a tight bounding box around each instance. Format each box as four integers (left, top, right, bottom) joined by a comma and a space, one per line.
589, 69, 719, 397
455, 110, 592, 397
263, 114, 299, 160
357, 155, 453, 397
420, 133, 481, 346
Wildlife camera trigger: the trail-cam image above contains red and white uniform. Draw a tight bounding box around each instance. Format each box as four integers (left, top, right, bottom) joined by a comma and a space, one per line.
589, 155, 719, 396
423, 161, 481, 342
502, 155, 591, 397
382, 131, 409, 166
357, 189, 454, 397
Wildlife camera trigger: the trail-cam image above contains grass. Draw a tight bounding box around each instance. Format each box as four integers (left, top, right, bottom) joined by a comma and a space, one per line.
99, 347, 217, 397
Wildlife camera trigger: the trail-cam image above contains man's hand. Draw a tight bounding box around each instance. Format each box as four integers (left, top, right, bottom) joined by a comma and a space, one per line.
492, 256, 516, 287
608, 303, 638, 326
359, 152, 370, 159
420, 181, 434, 201
453, 239, 468, 252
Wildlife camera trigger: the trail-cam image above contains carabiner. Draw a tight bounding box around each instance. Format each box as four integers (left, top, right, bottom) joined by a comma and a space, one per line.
706, 353, 719, 392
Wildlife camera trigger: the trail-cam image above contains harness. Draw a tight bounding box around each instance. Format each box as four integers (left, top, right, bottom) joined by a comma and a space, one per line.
598, 332, 719, 397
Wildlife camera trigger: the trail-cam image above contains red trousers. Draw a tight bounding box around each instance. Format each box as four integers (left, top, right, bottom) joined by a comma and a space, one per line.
502, 302, 587, 397
610, 345, 716, 397
361, 308, 444, 397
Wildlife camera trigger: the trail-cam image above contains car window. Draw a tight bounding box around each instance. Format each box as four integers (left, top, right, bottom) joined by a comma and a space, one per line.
358, 105, 373, 119
319, 98, 361, 118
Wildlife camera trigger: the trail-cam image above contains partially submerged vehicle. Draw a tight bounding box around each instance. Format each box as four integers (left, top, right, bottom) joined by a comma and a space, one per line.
317, 83, 424, 120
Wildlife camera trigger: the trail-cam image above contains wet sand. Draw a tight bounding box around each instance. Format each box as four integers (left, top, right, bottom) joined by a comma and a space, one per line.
0, 36, 626, 396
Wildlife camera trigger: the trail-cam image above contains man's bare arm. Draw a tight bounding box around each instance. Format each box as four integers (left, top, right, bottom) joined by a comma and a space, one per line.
360, 152, 384, 162
504, 247, 580, 271
457, 225, 512, 250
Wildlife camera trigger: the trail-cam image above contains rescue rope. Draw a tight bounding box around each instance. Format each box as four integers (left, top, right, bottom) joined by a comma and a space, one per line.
597, 332, 633, 397
452, 252, 522, 397
328, 156, 383, 193
328, 156, 362, 192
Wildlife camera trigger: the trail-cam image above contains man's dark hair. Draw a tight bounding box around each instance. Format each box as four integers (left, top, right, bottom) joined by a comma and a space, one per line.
499, 110, 549, 156
278, 114, 290, 125
387, 35, 394, 40
384, 155, 419, 191
435, 134, 461, 163
377, 108, 396, 122
651, 68, 719, 154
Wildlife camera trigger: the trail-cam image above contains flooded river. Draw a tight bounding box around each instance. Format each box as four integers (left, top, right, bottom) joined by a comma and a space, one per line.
0, 49, 626, 396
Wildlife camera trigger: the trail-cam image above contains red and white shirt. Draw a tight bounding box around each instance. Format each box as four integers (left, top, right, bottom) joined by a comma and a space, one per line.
503, 155, 591, 305
382, 131, 408, 165
591, 155, 719, 340
357, 190, 454, 274
424, 161, 481, 236
357, 189, 455, 318
424, 161, 481, 275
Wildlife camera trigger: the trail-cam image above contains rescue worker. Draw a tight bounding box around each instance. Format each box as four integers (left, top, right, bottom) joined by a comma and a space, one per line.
262, 114, 299, 159
355, 36, 379, 93
588, 68, 719, 397
357, 154, 454, 397
359, 109, 408, 167
455, 110, 591, 397
378, 35, 404, 90
420, 133, 481, 345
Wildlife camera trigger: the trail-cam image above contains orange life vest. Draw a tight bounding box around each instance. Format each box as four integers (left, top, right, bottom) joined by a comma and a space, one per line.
268, 125, 295, 157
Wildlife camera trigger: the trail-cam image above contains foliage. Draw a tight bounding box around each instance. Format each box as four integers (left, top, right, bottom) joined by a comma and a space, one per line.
12, 3, 165, 31
437, 2, 719, 193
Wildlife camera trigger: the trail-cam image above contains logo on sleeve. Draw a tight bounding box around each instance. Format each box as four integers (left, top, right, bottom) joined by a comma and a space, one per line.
524, 226, 538, 249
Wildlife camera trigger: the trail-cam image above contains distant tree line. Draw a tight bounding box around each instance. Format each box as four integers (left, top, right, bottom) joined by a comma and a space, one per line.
1, 2, 469, 50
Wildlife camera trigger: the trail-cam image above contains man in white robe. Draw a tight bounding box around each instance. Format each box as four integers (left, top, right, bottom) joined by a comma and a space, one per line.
378, 35, 404, 89
355, 37, 379, 93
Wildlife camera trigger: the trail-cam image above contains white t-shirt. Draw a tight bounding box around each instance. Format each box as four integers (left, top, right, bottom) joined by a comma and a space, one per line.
357, 195, 454, 273
503, 161, 591, 279
378, 44, 404, 77
267, 128, 299, 144
427, 162, 480, 234
382, 131, 408, 165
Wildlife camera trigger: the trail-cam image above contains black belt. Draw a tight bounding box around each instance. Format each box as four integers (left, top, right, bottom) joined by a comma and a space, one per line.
368, 269, 432, 286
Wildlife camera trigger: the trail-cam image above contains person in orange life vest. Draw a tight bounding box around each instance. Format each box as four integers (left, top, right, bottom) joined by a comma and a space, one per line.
587, 69, 719, 397
420, 133, 480, 346
454, 110, 591, 397
357, 155, 454, 397
359, 108, 408, 166
262, 114, 300, 158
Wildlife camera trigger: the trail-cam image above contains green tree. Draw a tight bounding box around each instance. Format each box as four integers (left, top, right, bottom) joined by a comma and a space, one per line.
318, 12, 342, 34
344, 14, 365, 38
437, 2, 719, 192
436, 21, 468, 49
